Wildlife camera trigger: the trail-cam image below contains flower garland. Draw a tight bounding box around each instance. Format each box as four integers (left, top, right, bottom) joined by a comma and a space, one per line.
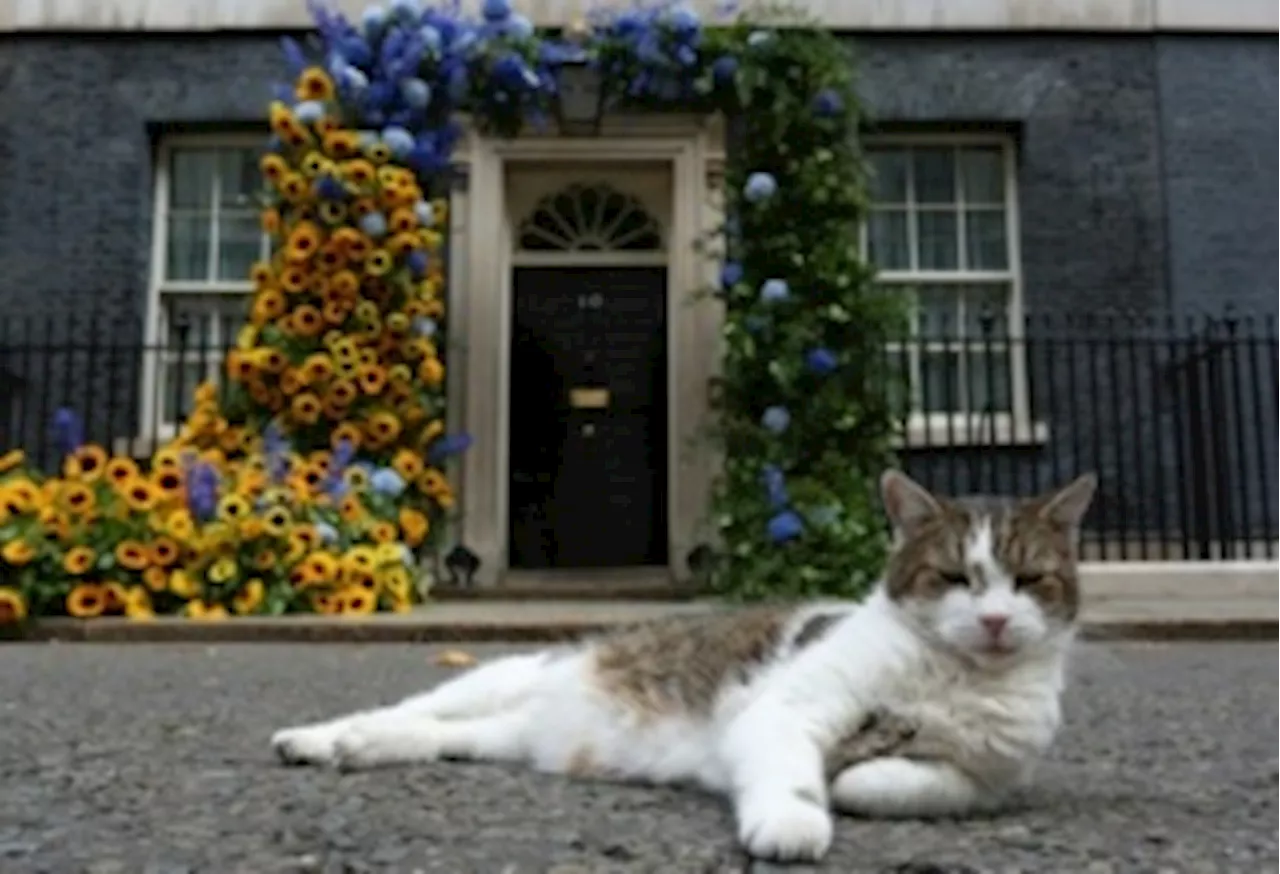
0, 0, 902, 625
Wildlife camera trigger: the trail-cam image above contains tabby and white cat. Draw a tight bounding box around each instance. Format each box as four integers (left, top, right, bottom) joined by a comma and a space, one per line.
270, 469, 1096, 863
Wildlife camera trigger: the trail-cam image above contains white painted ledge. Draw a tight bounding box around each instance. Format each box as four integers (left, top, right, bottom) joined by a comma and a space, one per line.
0, 0, 1275, 33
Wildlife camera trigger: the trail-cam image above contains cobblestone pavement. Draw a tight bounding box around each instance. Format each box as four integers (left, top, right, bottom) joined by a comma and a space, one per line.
0, 642, 1274, 874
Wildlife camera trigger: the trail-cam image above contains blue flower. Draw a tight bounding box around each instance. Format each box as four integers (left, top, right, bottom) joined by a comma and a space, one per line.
314, 176, 346, 200
668, 3, 701, 33
315, 521, 340, 544
761, 406, 790, 434
186, 462, 220, 523
388, 0, 419, 23
360, 5, 386, 37
412, 316, 438, 337
400, 77, 432, 109
806, 347, 839, 376
419, 24, 443, 55
371, 467, 407, 498
264, 422, 291, 484
760, 279, 789, 302
294, 100, 326, 123
359, 211, 388, 238
767, 510, 803, 543
711, 55, 738, 85
51, 408, 84, 456
320, 439, 355, 499
429, 432, 474, 464
280, 36, 308, 74
812, 88, 843, 118
481, 0, 512, 23
503, 13, 534, 39
743, 172, 777, 203
720, 260, 743, 290
406, 250, 429, 278
337, 64, 369, 93
762, 464, 789, 509
413, 200, 435, 227
381, 126, 415, 158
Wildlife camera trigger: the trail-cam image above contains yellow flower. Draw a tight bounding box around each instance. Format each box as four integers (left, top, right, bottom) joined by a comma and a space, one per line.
105, 456, 140, 488
124, 587, 154, 620
216, 493, 251, 524
380, 564, 412, 600
185, 601, 229, 621
342, 546, 377, 574
148, 536, 181, 568
239, 517, 266, 540
121, 477, 160, 513
166, 509, 196, 541
207, 556, 239, 585
398, 507, 430, 547
369, 521, 398, 544
104, 582, 130, 614
338, 586, 377, 615
60, 482, 96, 516
0, 449, 24, 474
62, 545, 96, 575
302, 551, 340, 585
0, 587, 27, 624
142, 566, 169, 593
1, 539, 35, 566
232, 578, 266, 615
169, 569, 201, 599
295, 66, 336, 101
66, 583, 107, 618
115, 539, 151, 572
374, 542, 404, 567
63, 444, 108, 481
261, 505, 292, 537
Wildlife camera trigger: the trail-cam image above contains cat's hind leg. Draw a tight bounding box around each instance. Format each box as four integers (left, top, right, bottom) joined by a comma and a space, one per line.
331, 708, 533, 772
830, 757, 988, 819
271, 650, 557, 766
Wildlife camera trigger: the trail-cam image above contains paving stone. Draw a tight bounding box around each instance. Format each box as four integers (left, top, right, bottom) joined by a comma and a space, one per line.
0, 642, 1273, 872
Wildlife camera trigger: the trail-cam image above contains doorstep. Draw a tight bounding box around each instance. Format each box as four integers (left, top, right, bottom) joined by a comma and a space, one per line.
6, 592, 1276, 644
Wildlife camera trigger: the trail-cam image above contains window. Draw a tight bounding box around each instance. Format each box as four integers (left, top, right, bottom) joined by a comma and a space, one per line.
141, 136, 268, 437
863, 136, 1037, 443
517, 182, 663, 253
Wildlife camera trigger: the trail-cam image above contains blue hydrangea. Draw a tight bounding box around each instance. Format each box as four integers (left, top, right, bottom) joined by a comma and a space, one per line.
51, 408, 84, 456
399, 77, 432, 109
720, 261, 743, 290
812, 88, 843, 118
371, 467, 407, 498
761, 464, 788, 509
359, 211, 389, 238
760, 279, 789, 302
412, 316, 438, 337
413, 200, 435, 227
743, 172, 777, 203
481, 0, 512, 23
806, 347, 839, 375
767, 510, 803, 543
761, 406, 790, 434
315, 521, 340, 545
381, 125, 415, 158
294, 101, 326, 123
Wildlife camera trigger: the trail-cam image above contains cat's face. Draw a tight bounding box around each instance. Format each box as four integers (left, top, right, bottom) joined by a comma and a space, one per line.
880, 470, 1097, 663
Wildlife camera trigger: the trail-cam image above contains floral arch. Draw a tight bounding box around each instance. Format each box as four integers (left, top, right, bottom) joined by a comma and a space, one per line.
0, 0, 900, 624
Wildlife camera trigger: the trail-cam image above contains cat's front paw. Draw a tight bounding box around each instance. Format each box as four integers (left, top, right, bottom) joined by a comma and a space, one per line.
271, 723, 342, 766
332, 716, 441, 772
737, 792, 834, 862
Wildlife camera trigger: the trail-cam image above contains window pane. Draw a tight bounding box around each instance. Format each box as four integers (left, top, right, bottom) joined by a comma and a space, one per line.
960, 283, 1011, 337
958, 147, 1005, 204
916, 211, 958, 269
883, 347, 910, 416
967, 351, 1012, 412
917, 284, 960, 335
921, 351, 961, 413
912, 148, 955, 204
964, 210, 1008, 270
868, 149, 908, 203
217, 211, 262, 280
867, 209, 910, 270
169, 150, 216, 209
166, 214, 212, 280
163, 295, 249, 350
218, 148, 261, 210
161, 360, 206, 422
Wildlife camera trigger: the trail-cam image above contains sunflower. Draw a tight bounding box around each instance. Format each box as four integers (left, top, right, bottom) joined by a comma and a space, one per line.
344, 567, 377, 590
329, 424, 362, 453
316, 238, 348, 271
342, 465, 371, 493
364, 249, 394, 277
337, 586, 377, 615
290, 393, 323, 426
280, 172, 310, 202
418, 469, 450, 498
365, 410, 403, 445
0, 587, 27, 624
303, 551, 339, 585
357, 363, 388, 395
124, 587, 154, 620
231, 578, 267, 615
338, 493, 365, 523
168, 569, 201, 599
386, 232, 421, 258
342, 545, 377, 572
152, 466, 184, 497
311, 592, 341, 614
61, 482, 96, 515
111, 539, 149, 572
386, 206, 418, 234
141, 566, 168, 593
62, 545, 96, 575
390, 449, 426, 484
344, 232, 373, 263
290, 524, 320, 552
165, 509, 195, 541
300, 353, 336, 384
291, 305, 325, 339
294, 65, 336, 101
253, 548, 278, 571
224, 349, 258, 383
61, 444, 107, 482
279, 368, 306, 398
369, 521, 398, 545
212, 494, 247, 525
207, 556, 239, 585
0, 449, 24, 474
398, 507, 430, 547
322, 129, 360, 159
261, 207, 282, 236
341, 159, 376, 188
252, 288, 288, 323
186, 600, 230, 621
237, 517, 264, 541
66, 583, 107, 618
1, 539, 35, 566
299, 151, 330, 178
104, 582, 130, 614
380, 564, 412, 599
418, 357, 445, 387
285, 221, 323, 264
258, 347, 288, 374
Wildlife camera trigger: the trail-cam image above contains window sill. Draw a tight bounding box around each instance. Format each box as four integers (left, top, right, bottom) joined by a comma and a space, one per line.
893, 414, 1050, 449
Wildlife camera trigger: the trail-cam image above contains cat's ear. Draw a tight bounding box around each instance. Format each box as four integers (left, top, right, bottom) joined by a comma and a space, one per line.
1035, 473, 1098, 529
880, 469, 944, 535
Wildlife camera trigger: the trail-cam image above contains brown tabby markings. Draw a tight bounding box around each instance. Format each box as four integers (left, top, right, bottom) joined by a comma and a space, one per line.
884, 495, 1082, 621
591, 606, 793, 719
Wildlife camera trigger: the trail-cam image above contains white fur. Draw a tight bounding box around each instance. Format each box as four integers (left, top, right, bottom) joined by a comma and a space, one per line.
271, 581, 1073, 863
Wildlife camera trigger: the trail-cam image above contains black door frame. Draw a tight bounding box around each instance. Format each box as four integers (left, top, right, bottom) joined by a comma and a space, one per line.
505, 264, 671, 571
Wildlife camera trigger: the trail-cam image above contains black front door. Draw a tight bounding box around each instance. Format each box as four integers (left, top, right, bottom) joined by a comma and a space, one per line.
508, 267, 668, 569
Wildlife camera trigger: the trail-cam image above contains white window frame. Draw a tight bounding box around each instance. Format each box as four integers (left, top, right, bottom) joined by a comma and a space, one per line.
861, 132, 1046, 447
130, 132, 268, 454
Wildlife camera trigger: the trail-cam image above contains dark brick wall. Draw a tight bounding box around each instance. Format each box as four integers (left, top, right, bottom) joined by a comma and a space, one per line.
0, 34, 283, 460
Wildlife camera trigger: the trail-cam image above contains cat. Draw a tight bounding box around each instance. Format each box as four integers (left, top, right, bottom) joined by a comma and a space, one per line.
270, 468, 1096, 863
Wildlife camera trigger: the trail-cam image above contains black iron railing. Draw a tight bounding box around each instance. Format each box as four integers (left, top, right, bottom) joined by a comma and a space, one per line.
2, 307, 1276, 562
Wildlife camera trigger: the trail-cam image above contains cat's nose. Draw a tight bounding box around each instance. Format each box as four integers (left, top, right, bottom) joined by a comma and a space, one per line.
979, 614, 1010, 637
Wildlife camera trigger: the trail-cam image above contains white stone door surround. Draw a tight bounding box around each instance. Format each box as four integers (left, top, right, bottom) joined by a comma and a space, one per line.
447, 114, 726, 586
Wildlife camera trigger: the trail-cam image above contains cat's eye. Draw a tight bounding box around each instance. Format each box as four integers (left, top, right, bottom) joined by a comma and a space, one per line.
1015, 573, 1045, 589
939, 571, 969, 587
